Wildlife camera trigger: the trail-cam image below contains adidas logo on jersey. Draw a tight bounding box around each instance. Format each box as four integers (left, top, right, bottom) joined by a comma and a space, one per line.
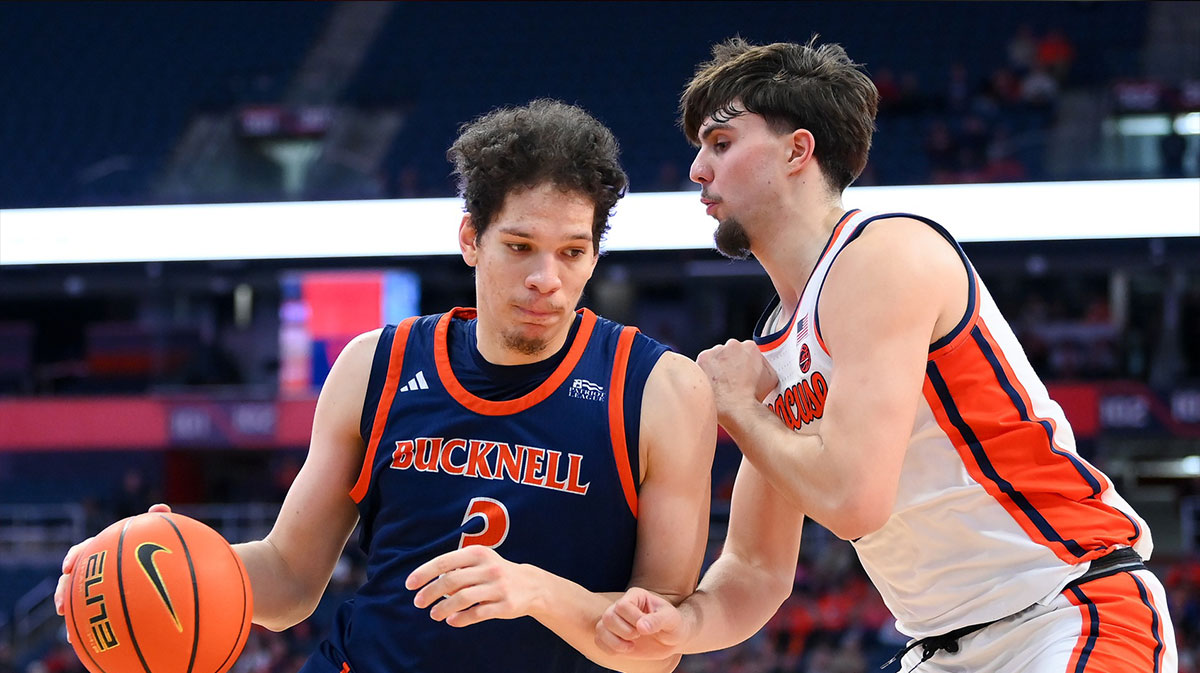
569, 378, 605, 402
399, 371, 429, 392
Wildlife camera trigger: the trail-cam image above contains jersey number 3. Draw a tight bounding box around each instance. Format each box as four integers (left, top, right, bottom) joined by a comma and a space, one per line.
459, 497, 510, 549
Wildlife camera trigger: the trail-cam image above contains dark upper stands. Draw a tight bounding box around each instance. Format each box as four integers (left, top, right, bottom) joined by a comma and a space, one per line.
0, 1, 1153, 208
0, 1, 331, 209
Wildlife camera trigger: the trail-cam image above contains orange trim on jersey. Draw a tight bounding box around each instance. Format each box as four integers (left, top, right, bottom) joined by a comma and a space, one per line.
813, 314, 831, 358
810, 212, 860, 357
758, 210, 859, 354
608, 326, 640, 517
756, 304, 799, 353
1064, 571, 1169, 672
435, 307, 598, 416
928, 273, 982, 360
973, 321, 1113, 493
921, 316, 1137, 563
350, 317, 418, 504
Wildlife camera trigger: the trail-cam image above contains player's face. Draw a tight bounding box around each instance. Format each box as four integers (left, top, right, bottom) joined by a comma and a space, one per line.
689, 109, 792, 259
460, 182, 599, 360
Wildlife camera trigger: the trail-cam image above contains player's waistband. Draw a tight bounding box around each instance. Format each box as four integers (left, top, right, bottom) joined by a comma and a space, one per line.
882, 547, 1145, 671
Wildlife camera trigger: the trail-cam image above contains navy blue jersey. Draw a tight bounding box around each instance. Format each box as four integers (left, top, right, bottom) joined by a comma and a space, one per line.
305, 307, 669, 673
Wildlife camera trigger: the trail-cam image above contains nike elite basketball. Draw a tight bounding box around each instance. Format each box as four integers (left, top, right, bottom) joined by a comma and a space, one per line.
65, 512, 253, 673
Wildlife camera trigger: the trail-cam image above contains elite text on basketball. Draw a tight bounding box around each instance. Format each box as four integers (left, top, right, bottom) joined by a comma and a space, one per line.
82, 550, 119, 653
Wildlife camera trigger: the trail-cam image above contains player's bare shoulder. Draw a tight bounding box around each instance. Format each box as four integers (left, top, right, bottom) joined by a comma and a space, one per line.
646, 351, 715, 411
640, 351, 717, 473
844, 216, 963, 283
313, 328, 384, 435
339, 329, 384, 369
825, 216, 969, 344
331, 328, 383, 374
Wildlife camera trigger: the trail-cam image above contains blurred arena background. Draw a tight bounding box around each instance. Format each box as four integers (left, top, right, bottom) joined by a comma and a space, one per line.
1, 2, 1198, 671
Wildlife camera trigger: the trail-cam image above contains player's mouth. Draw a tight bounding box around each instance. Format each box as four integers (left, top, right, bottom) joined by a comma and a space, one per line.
515, 305, 560, 322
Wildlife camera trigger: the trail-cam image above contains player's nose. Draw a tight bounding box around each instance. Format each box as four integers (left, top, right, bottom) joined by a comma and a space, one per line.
526, 254, 563, 294
689, 152, 711, 184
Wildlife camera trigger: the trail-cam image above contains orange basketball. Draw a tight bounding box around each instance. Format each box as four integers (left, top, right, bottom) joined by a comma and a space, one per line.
65, 512, 253, 673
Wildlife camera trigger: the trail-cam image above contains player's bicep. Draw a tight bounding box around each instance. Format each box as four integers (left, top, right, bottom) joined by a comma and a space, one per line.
265, 330, 379, 590
816, 220, 965, 524
628, 353, 717, 601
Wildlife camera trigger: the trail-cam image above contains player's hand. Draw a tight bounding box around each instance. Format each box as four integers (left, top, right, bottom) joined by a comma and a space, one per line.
697, 339, 779, 422
54, 504, 172, 619
595, 587, 686, 659
406, 545, 541, 627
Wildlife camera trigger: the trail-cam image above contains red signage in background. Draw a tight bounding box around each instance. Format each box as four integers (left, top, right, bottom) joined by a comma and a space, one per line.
1, 383, 1196, 452
1046, 382, 1200, 439
1045, 383, 1100, 437
0, 397, 317, 451
279, 270, 421, 397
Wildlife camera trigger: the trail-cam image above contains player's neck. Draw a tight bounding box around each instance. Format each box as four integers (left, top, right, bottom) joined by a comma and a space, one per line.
472, 312, 573, 367
754, 200, 846, 309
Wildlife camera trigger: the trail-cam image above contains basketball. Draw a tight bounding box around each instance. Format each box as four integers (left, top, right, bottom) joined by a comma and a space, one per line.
64, 512, 253, 673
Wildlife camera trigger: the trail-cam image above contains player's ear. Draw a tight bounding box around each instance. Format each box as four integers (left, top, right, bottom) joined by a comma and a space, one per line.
459, 214, 479, 267
787, 128, 817, 174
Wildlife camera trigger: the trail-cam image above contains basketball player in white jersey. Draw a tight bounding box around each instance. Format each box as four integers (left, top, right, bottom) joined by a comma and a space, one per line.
595, 38, 1177, 672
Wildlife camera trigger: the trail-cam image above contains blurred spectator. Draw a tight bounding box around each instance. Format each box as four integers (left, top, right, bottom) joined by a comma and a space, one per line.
924, 120, 959, 183
1021, 66, 1060, 107
651, 160, 689, 192
1007, 24, 1038, 75
986, 67, 1024, 107
1036, 29, 1075, 83
893, 71, 929, 114
957, 114, 992, 176
0, 643, 14, 673
1161, 128, 1187, 178
110, 468, 157, 520
32, 645, 83, 673
873, 67, 901, 110
981, 126, 1029, 182
394, 165, 424, 198
946, 62, 973, 112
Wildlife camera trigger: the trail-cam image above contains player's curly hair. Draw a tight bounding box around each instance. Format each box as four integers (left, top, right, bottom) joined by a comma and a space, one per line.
448, 99, 627, 251
680, 36, 879, 193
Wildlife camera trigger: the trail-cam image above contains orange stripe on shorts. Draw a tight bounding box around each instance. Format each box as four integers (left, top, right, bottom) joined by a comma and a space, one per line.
1064, 571, 1167, 672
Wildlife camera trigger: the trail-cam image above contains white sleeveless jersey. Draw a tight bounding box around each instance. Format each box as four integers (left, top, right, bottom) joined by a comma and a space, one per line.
754, 210, 1151, 639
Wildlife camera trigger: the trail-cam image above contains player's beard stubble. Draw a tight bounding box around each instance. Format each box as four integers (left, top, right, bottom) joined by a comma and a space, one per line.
714, 217, 753, 260
503, 331, 549, 356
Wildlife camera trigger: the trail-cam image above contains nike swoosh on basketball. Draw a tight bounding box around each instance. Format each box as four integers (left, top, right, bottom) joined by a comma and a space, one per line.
136, 542, 183, 631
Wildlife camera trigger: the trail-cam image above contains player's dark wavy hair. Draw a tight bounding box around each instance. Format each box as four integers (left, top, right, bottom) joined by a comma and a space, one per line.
449, 99, 627, 251
680, 36, 879, 193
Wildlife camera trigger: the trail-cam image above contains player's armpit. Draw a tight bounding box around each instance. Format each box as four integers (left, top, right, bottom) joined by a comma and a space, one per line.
235, 329, 379, 631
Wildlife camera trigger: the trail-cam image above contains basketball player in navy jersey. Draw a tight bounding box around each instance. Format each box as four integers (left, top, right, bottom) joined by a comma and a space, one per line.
57, 100, 716, 673
595, 39, 1176, 672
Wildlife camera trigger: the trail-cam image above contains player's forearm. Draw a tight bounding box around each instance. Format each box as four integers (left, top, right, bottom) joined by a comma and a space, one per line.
525, 566, 682, 673
719, 402, 871, 539
673, 552, 793, 654
234, 539, 325, 631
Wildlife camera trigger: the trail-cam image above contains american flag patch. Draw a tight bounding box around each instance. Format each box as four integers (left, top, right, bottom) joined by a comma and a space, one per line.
796, 315, 809, 341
